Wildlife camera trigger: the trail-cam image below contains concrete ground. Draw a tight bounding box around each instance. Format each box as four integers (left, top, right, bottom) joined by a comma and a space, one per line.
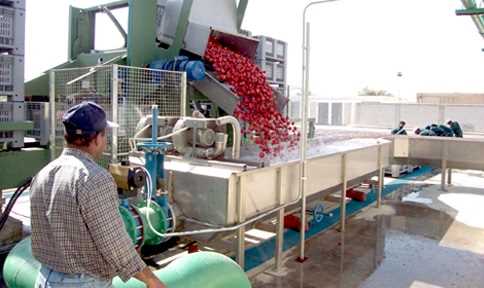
251, 169, 484, 288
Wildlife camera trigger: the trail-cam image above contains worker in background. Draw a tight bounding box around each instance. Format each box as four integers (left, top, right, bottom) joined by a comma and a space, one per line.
415, 127, 436, 136
428, 124, 445, 137
438, 124, 454, 137
391, 120, 407, 135
448, 120, 463, 138
30, 102, 166, 288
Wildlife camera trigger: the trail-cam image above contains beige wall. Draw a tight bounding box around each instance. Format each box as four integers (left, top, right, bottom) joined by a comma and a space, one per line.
417, 93, 484, 105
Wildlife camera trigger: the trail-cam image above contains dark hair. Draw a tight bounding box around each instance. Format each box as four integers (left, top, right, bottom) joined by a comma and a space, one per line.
64, 130, 105, 147
399, 121, 406, 126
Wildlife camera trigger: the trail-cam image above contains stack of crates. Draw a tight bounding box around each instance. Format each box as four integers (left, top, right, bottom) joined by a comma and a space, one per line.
25, 102, 49, 146
254, 35, 288, 114
255, 35, 287, 86
0, 0, 25, 149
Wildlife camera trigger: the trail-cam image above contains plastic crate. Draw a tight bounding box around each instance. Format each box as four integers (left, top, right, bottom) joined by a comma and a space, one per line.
0, 101, 24, 148
257, 60, 286, 85
0, 55, 24, 101
255, 36, 287, 63
25, 102, 49, 146
0, 0, 25, 9
0, 6, 25, 55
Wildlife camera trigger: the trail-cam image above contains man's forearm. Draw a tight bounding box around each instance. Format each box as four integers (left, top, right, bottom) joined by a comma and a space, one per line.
134, 267, 166, 288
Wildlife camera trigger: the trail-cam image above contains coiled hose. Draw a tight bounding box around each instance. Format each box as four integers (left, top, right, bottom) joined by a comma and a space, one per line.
0, 178, 32, 232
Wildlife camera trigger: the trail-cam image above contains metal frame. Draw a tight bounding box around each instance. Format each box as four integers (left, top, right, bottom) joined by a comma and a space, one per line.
159, 139, 391, 272
457, 0, 484, 38
48, 64, 187, 163
393, 136, 484, 190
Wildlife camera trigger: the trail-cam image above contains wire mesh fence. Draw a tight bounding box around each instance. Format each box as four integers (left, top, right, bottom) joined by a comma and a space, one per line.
50, 65, 186, 166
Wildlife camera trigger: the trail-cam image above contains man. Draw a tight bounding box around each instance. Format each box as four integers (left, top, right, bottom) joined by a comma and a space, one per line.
30, 102, 166, 288
438, 124, 454, 137
447, 120, 463, 138
415, 127, 436, 137
429, 124, 445, 137
391, 120, 407, 135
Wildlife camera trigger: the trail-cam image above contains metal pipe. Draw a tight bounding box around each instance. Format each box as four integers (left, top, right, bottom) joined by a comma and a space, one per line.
85, 0, 128, 13
460, 0, 484, 38
216, 116, 241, 160
65, 54, 127, 86
143, 188, 304, 238
49, 70, 56, 161
101, 6, 128, 48
300, 0, 342, 262
111, 65, 119, 163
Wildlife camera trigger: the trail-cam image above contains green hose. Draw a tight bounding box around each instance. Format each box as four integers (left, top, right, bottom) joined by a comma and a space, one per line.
3, 238, 251, 288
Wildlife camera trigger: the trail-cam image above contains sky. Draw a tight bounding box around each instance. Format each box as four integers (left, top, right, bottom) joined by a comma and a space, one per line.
25, 0, 484, 101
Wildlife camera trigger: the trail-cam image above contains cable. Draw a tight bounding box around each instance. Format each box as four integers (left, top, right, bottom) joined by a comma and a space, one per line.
0, 177, 32, 232
138, 166, 174, 238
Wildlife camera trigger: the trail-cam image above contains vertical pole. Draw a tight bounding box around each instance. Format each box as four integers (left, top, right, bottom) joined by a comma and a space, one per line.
448, 168, 452, 185
377, 145, 383, 208
111, 65, 119, 164
275, 168, 284, 272
145, 106, 159, 203
300, 0, 341, 261
441, 141, 448, 192
338, 232, 345, 283
340, 154, 347, 232
151, 105, 159, 144
235, 176, 245, 269
49, 70, 56, 161
180, 72, 187, 117
298, 21, 311, 262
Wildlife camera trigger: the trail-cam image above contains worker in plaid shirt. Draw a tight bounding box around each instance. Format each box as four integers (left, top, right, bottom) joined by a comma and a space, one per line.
30, 102, 166, 288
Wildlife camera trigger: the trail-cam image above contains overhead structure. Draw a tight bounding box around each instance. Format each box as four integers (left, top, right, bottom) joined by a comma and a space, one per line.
457, 0, 484, 40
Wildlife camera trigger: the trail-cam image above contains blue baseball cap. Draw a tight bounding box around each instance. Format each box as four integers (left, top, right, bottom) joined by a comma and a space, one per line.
62, 101, 118, 136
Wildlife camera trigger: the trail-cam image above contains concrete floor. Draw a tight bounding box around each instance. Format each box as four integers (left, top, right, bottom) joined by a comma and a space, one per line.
251, 169, 484, 288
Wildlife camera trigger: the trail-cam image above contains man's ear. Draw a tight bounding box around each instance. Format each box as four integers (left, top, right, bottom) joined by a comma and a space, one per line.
93, 133, 101, 146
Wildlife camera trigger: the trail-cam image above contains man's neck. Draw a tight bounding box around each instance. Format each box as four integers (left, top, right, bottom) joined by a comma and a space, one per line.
66, 144, 95, 159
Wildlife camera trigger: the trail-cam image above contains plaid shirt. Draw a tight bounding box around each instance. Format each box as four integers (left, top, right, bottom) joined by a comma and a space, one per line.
30, 148, 146, 282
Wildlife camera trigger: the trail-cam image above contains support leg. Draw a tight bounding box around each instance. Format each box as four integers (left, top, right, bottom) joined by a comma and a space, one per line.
339, 154, 347, 232
236, 226, 245, 269
448, 168, 452, 185
275, 208, 284, 272
441, 158, 447, 192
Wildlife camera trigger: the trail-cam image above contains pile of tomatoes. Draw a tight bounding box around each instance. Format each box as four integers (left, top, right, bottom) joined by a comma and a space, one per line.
205, 37, 300, 158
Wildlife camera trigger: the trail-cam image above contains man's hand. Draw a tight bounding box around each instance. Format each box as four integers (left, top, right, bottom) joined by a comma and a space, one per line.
135, 267, 167, 288
146, 279, 167, 288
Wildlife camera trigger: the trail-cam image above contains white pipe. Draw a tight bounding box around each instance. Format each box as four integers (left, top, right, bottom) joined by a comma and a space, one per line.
139, 165, 304, 237
216, 116, 241, 160
129, 126, 190, 153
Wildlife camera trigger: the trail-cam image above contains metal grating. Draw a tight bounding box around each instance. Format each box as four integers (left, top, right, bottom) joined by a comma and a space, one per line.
25, 101, 48, 145
0, 7, 14, 47
50, 65, 186, 166
0, 101, 22, 146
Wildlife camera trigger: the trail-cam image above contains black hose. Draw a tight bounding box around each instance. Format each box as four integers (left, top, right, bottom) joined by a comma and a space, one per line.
0, 177, 32, 232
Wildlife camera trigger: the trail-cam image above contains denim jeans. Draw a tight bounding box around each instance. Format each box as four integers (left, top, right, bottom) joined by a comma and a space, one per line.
35, 265, 112, 288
